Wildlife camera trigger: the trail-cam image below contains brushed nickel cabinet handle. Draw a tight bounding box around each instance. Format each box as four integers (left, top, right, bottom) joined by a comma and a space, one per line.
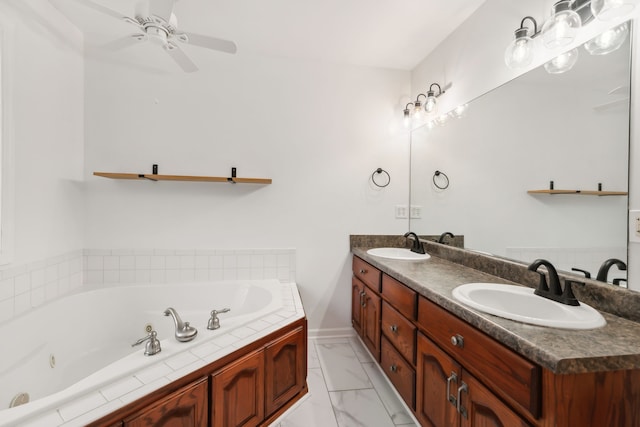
390, 364, 398, 373
359, 268, 366, 274
450, 334, 464, 348
456, 382, 468, 418
390, 325, 398, 333
446, 372, 458, 406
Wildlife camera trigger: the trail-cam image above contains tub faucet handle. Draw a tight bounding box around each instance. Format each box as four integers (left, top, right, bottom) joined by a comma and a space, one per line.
132, 330, 161, 356
208, 308, 231, 330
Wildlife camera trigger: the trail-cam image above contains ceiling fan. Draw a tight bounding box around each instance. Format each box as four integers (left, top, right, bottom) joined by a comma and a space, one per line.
66, 0, 237, 72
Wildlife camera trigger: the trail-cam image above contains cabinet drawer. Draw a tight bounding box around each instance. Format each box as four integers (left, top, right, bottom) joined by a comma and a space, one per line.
381, 336, 415, 410
353, 257, 381, 292
417, 296, 541, 418
381, 302, 416, 365
381, 274, 416, 319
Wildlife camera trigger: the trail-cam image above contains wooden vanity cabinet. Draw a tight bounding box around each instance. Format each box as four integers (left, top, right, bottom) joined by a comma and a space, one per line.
352, 258, 382, 361
416, 333, 531, 427
124, 378, 208, 427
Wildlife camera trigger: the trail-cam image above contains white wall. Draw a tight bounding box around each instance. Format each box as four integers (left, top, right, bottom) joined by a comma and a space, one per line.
84, 52, 410, 332
0, 0, 84, 265
411, 0, 640, 290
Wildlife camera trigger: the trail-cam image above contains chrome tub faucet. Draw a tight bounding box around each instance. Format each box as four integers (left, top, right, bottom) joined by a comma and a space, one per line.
164, 307, 198, 342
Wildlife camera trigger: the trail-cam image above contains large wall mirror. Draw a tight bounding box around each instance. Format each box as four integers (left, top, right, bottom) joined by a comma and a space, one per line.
409, 22, 632, 287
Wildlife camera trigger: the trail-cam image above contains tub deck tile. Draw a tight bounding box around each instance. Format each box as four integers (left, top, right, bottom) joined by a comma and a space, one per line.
100, 376, 144, 401
134, 362, 174, 384
58, 392, 107, 421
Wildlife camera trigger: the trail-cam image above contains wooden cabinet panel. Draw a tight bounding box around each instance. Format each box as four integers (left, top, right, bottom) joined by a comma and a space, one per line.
353, 257, 381, 292
461, 373, 532, 427
211, 350, 265, 427
362, 286, 381, 361
351, 277, 365, 336
381, 301, 416, 365
416, 333, 460, 427
381, 274, 416, 319
418, 296, 541, 418
381, 337, 415, 410
124, 378, 208, 427
265, 326, 306, 416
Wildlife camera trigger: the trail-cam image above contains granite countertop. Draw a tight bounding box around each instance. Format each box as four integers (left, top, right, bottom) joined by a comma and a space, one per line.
352, 247, 640, 375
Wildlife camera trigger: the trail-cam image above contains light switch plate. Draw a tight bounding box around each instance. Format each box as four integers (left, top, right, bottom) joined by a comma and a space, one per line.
410, 205, 422, 219
630, 210, 640, 243
395, 205, 408, 219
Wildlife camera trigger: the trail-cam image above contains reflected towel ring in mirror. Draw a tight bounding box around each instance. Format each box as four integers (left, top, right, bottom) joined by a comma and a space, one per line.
372, 168, 391, 188
433, 170, 449, 190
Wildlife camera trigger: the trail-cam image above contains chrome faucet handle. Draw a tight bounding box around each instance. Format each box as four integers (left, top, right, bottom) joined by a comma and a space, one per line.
208, 308, 231, 330
132, 330, 162, 356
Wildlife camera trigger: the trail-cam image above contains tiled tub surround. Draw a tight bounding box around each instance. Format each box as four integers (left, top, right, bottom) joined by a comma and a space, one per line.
0, 279, 305, 427
351, 240, 640, 374
83, 248, 297, 285
0, 250, 83, 324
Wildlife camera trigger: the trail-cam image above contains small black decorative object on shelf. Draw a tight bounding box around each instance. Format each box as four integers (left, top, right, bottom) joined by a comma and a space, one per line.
433, 170, 449, 190
372, 168, 390, 188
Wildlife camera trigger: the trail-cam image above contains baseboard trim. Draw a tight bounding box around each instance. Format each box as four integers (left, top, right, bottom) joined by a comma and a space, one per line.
307, 327, 355, 339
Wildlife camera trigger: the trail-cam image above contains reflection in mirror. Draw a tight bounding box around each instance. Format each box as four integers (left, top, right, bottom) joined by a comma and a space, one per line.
409, 23, 631, 287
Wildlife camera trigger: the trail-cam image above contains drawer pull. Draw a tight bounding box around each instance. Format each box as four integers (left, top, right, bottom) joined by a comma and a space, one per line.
390, 364, 398, 373
359, 268, 367, 274
360, 291, 366, 307
446, 372, 458, 406
456, 382, 468, 419
450, 334, 464, 348
390, 325, 398, 333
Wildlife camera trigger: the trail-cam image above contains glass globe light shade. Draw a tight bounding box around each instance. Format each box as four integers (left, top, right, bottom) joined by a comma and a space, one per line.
541, 2, 582, 49
424, 94, 437, 113
584, 22, 629, 55
402, 110, 412, 129
544, 48, 579, 74
591, 0, 636, 21
504, 35, 534, 69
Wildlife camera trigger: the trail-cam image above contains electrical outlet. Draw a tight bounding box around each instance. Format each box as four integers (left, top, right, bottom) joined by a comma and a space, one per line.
395, 205, 408, 219
410, 205, 422, 219
631, 210, 640, 243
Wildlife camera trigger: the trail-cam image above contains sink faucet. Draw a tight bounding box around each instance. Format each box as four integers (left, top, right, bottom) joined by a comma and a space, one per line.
527, 259, 583, 306
404, 232, 425, 254
164, 307, 198, 342
595, 258, 627, 283
437, 232, 454, 244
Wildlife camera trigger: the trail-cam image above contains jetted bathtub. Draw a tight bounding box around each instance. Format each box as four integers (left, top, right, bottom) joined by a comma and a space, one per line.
0, 279, 304, 426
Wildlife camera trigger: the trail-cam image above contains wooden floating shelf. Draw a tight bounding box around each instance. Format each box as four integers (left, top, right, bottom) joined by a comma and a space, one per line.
527, 189, 627, 196
94, 172, 272, 185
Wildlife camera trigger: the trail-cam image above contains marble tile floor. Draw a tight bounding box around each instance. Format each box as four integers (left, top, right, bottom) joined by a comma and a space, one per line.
270, 336, 419, 427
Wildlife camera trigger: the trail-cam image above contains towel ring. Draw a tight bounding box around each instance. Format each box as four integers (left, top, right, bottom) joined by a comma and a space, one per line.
372, 168, 390, 188
433, 170, 449, 190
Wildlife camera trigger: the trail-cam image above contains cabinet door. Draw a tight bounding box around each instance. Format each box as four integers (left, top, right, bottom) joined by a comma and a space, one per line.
211, 350, 265, 427
124, 378, 208, 427
416, 333, 460, 427
460, 372, 532, 427
265, 326, 306, 416
351, 277, 365, 336
362, 285, 381, 361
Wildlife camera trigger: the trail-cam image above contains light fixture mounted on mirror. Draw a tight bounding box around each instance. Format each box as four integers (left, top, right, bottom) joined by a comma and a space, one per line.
505, 0, 634, 73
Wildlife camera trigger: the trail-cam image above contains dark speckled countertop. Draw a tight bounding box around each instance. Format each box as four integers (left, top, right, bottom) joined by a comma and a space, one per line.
352, 247, 640, 375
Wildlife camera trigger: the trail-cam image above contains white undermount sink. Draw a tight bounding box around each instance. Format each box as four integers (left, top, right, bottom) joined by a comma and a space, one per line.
366, 247, 430, 261
452, 283, 606, 330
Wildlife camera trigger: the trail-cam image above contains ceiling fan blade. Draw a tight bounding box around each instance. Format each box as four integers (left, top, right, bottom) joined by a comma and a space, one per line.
181, 32, 237, 54
149, 0, 175, 22
67, 0, 126, 22
166, 45, 199, 73
102, 35, 146, 51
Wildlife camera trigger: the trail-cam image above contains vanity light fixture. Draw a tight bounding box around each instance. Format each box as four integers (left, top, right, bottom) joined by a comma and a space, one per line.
584, 21, 629, 54
425, 83, 443, 114
413, 93, 427, 122
504, 16, 539, 69
544, 48, 579, 73
591, 0, 637, 20
541, 0, 582, 49
403, 102, 414, 128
